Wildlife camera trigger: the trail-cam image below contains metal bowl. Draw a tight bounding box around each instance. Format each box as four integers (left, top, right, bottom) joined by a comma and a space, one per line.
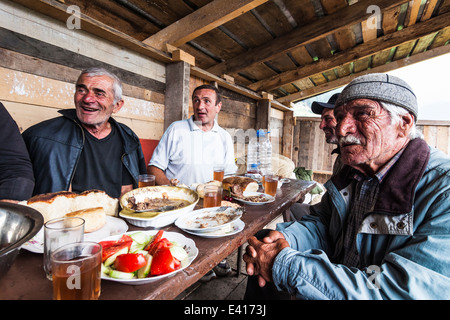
0, 202, 43, 278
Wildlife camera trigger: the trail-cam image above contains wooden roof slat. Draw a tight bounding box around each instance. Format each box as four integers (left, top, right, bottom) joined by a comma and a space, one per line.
420, 0, 440, 21
9, 0, 173, 63
404, 0, 423, 27
206, 0, 410, 76
381, 5, 403, 35
411, 32, 439, 54
428, 25, 450, 49
392, 39, 417, 60
319, 0, 348, 15
5, 0, 449, 108
247, 11, 450, 92
143, 0, 269, 50
278, 44, 450, 103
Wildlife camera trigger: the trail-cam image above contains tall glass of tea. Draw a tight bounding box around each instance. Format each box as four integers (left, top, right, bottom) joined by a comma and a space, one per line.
213, 165, 225, 182
51, 242, 102, 300
203, 185, 222, 208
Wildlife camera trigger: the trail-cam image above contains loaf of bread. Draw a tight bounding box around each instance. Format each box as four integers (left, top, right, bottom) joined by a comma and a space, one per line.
65, 207, 106, 233
222, 176, 258, 195
25, 189, 119, 223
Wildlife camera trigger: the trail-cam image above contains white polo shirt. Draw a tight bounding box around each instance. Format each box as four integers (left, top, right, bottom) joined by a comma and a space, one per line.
149, 116, 237, 185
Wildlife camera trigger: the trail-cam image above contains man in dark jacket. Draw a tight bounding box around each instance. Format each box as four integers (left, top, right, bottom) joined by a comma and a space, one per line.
0, 102, 34, 201
22, 67, 146, 198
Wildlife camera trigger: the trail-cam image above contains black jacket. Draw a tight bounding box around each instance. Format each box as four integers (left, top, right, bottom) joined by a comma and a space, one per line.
22, 109, 146, 196
0, 103, 34, 200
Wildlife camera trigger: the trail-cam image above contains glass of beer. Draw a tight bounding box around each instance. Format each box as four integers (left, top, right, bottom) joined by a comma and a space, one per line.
203, 185, 222, 208
264, 174, 279, 197
213, 165, 225, 182
44, 217, 85, 280
139, 174, 155, 187
51, 242, 102, 300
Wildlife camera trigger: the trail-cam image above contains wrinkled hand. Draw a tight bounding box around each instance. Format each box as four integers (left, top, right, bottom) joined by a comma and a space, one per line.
243, 230, 289, 287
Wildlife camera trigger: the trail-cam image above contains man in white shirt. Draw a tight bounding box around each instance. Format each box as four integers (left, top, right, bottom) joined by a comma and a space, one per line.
149, 84, 237, 186
149, 84, 237, 280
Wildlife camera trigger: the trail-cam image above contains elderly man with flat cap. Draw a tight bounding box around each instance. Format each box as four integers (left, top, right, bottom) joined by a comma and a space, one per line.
244, 73, 450, 300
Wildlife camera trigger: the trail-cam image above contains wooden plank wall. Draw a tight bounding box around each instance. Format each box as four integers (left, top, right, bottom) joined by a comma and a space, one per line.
294, 117, 450, 176
0, 0, 286, 169
0, 0, 166, 139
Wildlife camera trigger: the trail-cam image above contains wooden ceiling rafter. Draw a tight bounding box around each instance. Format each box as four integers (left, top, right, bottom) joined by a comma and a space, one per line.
277, 43, 450, 103
143, 0, 270, 52
250, 11, 450, 93
6, 0, 450, 107
205, 0, 411, 76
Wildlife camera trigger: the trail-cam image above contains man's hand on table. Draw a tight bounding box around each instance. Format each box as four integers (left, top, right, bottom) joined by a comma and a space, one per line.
243, 230, 289, 287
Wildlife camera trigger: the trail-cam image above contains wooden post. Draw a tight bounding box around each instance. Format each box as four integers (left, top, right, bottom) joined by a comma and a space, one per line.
256, 99, 271, 131
164, 61, 190, 130
282, 110, 294, 159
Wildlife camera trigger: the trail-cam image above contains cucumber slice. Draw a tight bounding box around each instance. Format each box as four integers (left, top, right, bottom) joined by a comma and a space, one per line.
104, 247, 128, 267
129, 232, 151, 252
109, 270, 135, 280
137, 254, 153, 278
129, 242, 145, 253
170, 245, 188, 265
101, 264, 112, 275
129, 232, 151, 244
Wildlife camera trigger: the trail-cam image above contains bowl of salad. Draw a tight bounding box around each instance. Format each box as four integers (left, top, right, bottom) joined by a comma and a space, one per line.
98, 230, 197, 285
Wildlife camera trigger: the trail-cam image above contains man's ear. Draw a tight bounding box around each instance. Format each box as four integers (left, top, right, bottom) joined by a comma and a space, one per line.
398, 112, 414, 137
112, 99, 124, 114
216, 101, 222, 113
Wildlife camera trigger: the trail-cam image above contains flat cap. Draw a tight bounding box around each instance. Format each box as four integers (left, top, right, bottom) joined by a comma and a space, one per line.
335, 73, 418, 121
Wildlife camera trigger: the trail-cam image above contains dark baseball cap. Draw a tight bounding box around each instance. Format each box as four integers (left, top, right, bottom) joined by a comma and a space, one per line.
311, 93, 340, 115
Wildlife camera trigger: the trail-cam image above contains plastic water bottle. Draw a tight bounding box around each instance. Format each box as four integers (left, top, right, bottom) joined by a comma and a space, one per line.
247, 131, 260, 173
260, 131, 272, 173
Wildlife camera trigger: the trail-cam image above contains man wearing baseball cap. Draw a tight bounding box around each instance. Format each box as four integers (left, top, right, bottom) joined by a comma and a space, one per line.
244, 73, 450, 299
289, 93, 342, 220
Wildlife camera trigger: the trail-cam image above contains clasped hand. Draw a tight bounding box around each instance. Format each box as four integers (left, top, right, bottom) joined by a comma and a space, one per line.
243, 230, 290, 287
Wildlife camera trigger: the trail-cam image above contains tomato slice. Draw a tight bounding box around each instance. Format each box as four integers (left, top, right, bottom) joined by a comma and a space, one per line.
144, 230, 164, 251
99, 234, 133, 262
114, 253, 147, 273
149, 247, 181, 276
147, 238, 172, 255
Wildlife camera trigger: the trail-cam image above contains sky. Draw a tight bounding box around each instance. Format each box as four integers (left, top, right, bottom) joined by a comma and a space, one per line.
294, 52, 450, 121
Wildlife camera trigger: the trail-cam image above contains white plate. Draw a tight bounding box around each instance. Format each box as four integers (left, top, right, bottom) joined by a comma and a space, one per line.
100, 230, 198, 285
182, 219, 245, 238
233, 191, 275, 205
175, 206, 243, 233
21, 216, 128, 254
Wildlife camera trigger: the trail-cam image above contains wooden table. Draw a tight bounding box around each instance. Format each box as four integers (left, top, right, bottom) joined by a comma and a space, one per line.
0, 179, 315, 300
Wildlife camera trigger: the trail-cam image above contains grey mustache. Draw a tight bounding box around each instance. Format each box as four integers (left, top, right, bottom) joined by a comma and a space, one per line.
339, 135, 362, 146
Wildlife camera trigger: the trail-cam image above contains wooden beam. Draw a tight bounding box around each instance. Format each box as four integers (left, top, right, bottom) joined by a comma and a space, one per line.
165, 61, 191, 129
250, 11, 450, 92
8, 0, 172, 64
276, 44, 450, 103
143, 0, 269, 51
256, 99, 271, 131
282, 110, 294, 159
206, 0, 410, 76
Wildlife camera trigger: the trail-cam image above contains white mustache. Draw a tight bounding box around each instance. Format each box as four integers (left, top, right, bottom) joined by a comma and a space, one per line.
339, 135, 362, 147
